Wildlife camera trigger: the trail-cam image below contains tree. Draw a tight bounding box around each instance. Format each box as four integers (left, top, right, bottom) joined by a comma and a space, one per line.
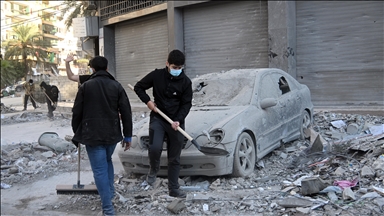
1, 60, 19, 88
2, 24, 48, 79
62, 0, 97, 29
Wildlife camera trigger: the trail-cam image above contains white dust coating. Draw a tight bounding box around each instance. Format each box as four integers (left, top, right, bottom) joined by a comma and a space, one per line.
191, 69, 259, 106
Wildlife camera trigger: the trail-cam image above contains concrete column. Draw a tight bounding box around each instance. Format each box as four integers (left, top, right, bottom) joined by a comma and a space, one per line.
101, 25, 116, 77
167, 2, 184, 52
268, 1, 296, 78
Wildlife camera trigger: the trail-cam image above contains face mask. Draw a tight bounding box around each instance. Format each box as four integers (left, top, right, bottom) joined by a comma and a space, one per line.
89, 68, 93, 74
170, 69, 182, 76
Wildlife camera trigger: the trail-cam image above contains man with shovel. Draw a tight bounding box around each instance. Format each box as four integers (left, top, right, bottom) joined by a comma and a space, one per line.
134, 49, 193, 198
40, 81, 59, 118
22, 79, 37, 111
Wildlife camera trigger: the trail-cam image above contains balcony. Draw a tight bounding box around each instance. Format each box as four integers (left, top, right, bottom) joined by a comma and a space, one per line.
99, 0, 167, 21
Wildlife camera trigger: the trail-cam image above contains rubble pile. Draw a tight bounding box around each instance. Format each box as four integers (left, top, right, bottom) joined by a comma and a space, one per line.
1, 111, 383, 215
1, 103, 17, 114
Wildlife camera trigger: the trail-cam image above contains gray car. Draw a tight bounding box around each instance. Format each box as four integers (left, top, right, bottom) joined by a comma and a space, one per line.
119, 68, 313, 177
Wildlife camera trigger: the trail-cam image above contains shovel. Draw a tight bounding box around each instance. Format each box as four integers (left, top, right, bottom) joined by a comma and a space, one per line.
128, 84, 229, 156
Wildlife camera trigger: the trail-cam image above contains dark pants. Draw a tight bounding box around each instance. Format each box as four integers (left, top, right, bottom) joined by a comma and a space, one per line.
148, 116, 184, 190
45, 96, 56, 117
24, 94, 36, 109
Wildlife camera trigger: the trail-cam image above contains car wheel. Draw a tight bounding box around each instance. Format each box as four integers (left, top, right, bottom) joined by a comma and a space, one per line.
232, 132, 256, 177
16, 86, 22, 92
300, 110, 311, 140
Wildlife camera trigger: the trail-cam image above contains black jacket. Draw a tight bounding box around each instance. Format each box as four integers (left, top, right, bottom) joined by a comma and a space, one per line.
40, 81, 59, 102
134, 67, 192, 123
72, 70, 132, 146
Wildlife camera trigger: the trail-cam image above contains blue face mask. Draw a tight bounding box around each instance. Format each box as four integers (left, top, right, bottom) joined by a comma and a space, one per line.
170, 68, 182, 76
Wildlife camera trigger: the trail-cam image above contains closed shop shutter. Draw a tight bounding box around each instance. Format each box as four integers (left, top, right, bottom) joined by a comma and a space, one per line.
296, 1, 384, 106
115, 12, 168, 103
183, 1, 269, 78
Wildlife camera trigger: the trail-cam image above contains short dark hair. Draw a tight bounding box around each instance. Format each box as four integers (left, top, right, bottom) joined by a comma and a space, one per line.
29, 79, 33, 83
91, 56, 108, 71
167, 50, 185, 66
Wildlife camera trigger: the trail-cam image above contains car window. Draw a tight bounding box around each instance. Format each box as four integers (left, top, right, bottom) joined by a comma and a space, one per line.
192, 70, 256, 106
259, 75, 280, 100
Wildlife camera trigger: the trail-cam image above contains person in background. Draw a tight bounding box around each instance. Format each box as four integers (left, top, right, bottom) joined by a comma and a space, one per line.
134, 49, 193, 198
71, 56, 133, 216
22, 79, 37, 111
40, 81, 59, 118
65, 53, 92, 85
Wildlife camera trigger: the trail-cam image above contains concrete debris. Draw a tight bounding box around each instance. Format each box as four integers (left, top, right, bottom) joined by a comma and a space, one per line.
1, 110, 384, 215
343, 187, 356, 200
167, 199, 186, 214
301, 177, 327, 195
277, 197, 312, 208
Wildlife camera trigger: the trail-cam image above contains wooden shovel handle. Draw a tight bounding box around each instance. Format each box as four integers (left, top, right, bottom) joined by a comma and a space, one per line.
127, 84, 194, 141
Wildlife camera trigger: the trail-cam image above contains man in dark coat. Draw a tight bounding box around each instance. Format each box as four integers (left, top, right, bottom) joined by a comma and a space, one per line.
40, 81, 59, 118
72, 56, 133, 216
134, 49, 193, 198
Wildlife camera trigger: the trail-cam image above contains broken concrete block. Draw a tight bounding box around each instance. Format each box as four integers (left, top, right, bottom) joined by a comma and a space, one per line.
372, 156, 384, 171
330, 120, 346, 129
41, 151, 55, 159
334, 167, 346, 176
342, 187, 356, 200
346, 123, 359, 135
8, 167, 19, 174
308, 135, 324, 153
277, 197, 312, 208
301, 177, 327, 195
327, 192, 338, 202
296, 207, 311, 214
167, 199, 186, 214
361, 165, 375, 178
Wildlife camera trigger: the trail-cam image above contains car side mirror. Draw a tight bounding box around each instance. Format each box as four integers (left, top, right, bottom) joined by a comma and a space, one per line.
260, 98, 277, 109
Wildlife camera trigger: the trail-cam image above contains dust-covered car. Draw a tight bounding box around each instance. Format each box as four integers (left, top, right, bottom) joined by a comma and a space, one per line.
119, 68, 313, 177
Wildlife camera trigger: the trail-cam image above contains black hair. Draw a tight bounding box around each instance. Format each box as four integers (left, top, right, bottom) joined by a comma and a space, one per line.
29, 79, 33, 83
91, 56, 108, 71
167, 50, 185, 66
88, 59, 92, 67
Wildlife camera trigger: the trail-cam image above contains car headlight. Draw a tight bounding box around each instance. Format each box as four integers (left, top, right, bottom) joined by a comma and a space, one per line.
131, 136, 138, 148
209, 128, 225, 144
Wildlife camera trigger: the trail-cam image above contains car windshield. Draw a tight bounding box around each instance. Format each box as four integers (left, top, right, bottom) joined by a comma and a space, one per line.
192, 69, 257, 106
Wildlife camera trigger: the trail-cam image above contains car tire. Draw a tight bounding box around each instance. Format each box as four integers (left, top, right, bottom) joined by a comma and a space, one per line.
232, 132, 256, 177
300, 110, 311, 140
16, 86, 22, 92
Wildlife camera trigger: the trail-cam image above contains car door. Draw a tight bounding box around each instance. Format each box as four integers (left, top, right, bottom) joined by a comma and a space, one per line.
270, 72, 303, 141
256, 73, 284, 158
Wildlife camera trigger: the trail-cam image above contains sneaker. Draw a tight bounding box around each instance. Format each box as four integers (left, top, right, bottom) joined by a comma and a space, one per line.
146, 173, 156, 186
169, 189, 186, 198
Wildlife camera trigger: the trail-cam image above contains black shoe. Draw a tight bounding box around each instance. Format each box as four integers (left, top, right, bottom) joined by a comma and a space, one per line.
146, 173, 156, 186
169, 189, 186, 198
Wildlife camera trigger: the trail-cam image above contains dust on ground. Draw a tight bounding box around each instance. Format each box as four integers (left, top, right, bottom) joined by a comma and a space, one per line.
1, 108, 384, 215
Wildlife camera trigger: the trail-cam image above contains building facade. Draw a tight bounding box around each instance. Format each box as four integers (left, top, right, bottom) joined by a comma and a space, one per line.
98, 1, 383, 108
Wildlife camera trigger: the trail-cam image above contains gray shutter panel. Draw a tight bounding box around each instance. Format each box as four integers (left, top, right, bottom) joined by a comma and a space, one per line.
183, 1, 269, 78
115, 13, 168, 103
296, 1, 384, 106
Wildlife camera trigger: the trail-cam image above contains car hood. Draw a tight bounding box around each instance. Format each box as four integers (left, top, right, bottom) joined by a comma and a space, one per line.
184, 106, 248, 137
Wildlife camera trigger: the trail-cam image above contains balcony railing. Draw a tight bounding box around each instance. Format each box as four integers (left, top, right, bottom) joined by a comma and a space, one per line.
99, 0, 167, 21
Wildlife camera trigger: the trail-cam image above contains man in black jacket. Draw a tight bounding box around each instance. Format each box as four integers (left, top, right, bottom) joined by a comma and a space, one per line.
72, 56, 133, 216
134, 50, 193, 198
40, 81, 59, 118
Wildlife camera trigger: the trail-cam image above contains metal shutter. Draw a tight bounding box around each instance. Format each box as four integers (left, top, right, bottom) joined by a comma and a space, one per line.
115, 12, 168, 103
296, 1, 384, 106
183, 1, 269, 78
